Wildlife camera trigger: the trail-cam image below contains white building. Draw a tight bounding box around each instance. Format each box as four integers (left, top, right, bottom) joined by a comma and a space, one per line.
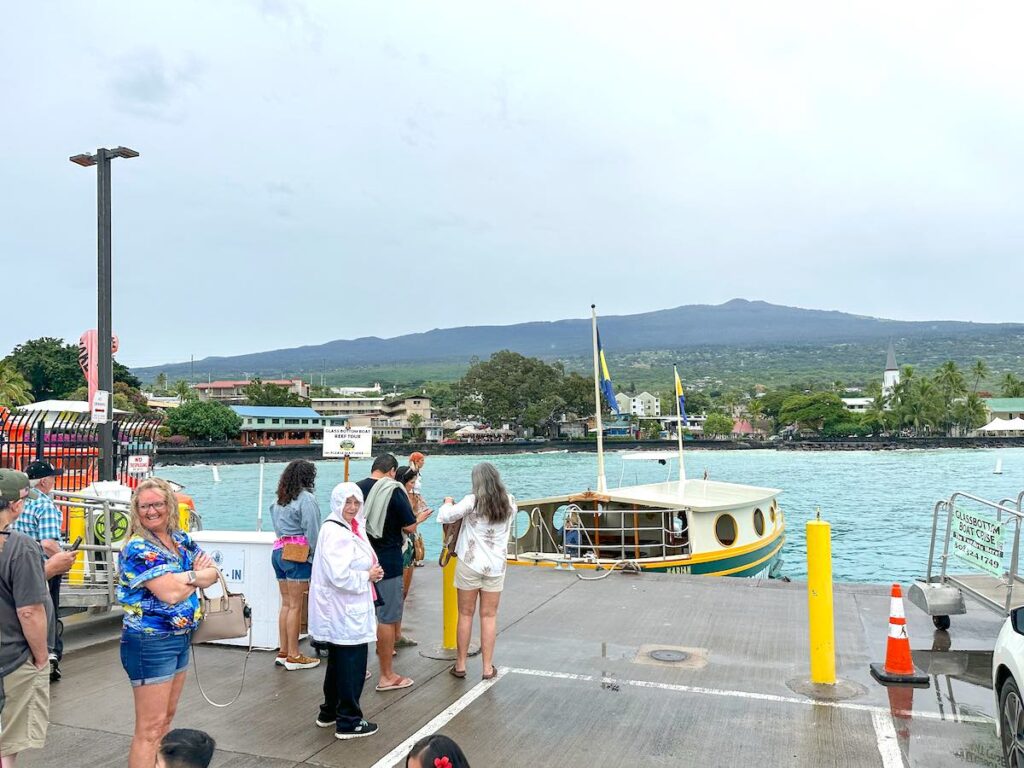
883, 341, 900, 400
841, 397, 873, 413
615, 391, 662, 417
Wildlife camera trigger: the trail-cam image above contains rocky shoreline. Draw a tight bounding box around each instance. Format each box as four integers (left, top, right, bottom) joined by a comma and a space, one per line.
153, 436, 1024, 466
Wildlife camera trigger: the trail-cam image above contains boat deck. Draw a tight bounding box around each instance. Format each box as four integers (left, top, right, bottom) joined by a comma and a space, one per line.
26, 566, 1006, 767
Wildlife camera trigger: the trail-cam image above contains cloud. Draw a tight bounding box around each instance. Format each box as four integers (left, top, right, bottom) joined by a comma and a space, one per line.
109, 49, 203, 120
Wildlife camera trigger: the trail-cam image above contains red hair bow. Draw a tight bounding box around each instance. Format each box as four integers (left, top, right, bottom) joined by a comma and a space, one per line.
434, 758, 452, 768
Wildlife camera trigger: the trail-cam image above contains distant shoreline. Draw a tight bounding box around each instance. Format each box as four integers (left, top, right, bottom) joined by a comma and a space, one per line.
153, 436, 1024, 466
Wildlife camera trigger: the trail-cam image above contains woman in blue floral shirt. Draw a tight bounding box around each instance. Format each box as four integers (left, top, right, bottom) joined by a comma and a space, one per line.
117, 478, 220, 768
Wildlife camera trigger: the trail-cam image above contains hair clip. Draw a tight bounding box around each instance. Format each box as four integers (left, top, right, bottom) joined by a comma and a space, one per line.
434, 758, 452, 768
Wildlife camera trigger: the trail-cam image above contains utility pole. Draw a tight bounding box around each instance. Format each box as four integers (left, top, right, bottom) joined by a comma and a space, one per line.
70, 146, 139, 482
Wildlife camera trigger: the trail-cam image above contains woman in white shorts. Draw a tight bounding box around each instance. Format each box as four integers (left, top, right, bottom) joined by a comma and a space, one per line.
437, 462, 515, 681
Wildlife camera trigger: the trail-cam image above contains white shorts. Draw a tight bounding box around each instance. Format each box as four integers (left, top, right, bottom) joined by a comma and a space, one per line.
454, 558, 505, 592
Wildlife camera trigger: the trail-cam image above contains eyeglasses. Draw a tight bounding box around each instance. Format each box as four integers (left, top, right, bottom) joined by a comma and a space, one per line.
138, 501, 168, 512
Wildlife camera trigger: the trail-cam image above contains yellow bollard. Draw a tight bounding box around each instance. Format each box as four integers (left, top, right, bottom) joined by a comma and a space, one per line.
67, 506, 87, 585
807, 514, 836, 685
442, 557, 458, 650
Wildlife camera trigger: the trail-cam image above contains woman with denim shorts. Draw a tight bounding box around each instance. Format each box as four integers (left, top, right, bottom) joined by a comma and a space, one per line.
270, 459, 322, 670
117, 478, 221, 768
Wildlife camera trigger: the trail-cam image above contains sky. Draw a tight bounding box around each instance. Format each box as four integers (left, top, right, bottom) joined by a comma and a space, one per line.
2, 1, 1023, 367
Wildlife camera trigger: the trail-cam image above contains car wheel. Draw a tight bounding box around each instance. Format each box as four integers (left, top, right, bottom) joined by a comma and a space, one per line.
1001, 676, 1024, 767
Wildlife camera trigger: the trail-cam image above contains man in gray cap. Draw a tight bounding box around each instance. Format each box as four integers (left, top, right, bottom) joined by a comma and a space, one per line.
0, 469, 75, 764
13, 460, 67, 680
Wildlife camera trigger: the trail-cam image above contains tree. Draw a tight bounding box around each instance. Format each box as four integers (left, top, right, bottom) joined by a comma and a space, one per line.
173, 380, 196, 401
778, 393, 847, 433
971, 360, 989, 394
166, 401, 242, 441
642, 419, 663, 440
460, 351, 565, 427
0, 363, 32, 408
1001, 373, 1024, 398
243, 377, 307, 406
407, 413, 423, 440
953, 392, 988, 433
560, 373, 594, 417
703, 413, 734, 438
4, 336, 140, 400
154, 372, 168, 393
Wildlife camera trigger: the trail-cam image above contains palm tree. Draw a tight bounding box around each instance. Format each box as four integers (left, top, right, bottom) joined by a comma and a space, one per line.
953, 393, 988, 434
933, 361, 967, 435
971, 360, 989, 393
1001, 373, 1024, 398
0, 363, 32, 408
173, 380, 195, 402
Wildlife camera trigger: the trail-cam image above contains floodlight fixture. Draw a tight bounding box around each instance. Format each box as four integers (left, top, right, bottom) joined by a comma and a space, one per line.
110, 146, 139, 159
69, 153, 97, 167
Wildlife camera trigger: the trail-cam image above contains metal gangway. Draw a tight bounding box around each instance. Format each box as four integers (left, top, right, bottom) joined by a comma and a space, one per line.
51, 490, 132, 609
909, 489, 1024, 630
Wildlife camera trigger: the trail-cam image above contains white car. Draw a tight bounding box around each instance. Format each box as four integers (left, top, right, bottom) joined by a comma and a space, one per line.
993, 607, 1024, 766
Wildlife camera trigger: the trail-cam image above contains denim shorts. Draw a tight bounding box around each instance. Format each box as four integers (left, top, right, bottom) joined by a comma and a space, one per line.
120, 629, 191, 687
272, 548, 313, 581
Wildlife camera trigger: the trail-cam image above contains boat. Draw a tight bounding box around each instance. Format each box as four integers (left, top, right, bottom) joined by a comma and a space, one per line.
506, 307, 786, 578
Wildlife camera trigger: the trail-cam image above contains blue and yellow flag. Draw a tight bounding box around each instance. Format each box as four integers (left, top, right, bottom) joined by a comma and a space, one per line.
674, 365, 688, 425
597, 327, 620, 415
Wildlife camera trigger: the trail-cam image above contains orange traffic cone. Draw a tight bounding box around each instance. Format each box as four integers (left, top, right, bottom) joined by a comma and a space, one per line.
869, 584, 929, 687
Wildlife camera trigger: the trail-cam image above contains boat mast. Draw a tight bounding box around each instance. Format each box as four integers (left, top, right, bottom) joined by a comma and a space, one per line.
674, 364, 687, 482
591, 305, 607, 492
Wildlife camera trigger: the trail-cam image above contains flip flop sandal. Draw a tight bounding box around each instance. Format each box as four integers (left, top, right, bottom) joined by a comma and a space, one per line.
375, 676, 414, 691
482, 664, 498, 680
449, 666, 467, 679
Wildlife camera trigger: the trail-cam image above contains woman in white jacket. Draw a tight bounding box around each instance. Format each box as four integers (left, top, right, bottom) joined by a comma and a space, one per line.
309, 482, 385, 740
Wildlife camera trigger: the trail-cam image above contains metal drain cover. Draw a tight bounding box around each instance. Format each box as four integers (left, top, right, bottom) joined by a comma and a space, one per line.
648, 649, 689, 663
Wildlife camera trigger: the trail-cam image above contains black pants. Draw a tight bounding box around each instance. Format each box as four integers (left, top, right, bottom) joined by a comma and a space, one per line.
49, 575, 62, 660
319, 642, 368, 729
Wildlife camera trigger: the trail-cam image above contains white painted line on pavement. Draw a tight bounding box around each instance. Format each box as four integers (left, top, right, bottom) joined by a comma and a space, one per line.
870, 710, 904, 768
369, 668, 508, 768
505, 666, 991, 724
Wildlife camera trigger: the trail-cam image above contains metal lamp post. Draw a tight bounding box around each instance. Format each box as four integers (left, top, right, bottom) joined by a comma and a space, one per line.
69, 146, 139, 482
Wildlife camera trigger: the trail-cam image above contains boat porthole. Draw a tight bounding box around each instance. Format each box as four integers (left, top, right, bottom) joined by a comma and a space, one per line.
753, 508, 765, 537
714, 514, 738, 547
770, 507, 776, 525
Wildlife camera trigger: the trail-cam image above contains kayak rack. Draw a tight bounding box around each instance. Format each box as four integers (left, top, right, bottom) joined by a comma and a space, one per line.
909, 490, 1024, 629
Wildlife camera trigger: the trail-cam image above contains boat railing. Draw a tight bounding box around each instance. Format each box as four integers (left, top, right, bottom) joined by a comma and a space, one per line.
509, 503, 689, 564
52, 490, 130, 610
923, 490, 1024, 616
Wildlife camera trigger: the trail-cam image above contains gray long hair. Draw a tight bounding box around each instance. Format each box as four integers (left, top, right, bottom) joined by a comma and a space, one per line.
470, 462, 512, 524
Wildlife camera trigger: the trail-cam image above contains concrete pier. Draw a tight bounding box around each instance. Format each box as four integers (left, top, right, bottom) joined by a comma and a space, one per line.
24, 566, 1004, 767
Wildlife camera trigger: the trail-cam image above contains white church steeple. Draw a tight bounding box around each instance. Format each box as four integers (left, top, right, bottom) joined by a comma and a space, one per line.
883, 340, 900, 399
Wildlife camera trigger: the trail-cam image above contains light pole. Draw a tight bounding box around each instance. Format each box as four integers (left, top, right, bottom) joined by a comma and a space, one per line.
70, 146, 139, 482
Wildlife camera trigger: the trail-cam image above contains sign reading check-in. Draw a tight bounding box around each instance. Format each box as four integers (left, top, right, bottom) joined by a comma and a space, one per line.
322, 427, 373, 458
951, 507, 1005, 576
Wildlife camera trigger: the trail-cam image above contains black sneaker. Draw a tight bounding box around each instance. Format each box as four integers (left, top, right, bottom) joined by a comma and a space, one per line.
335, 720, 378, 740
315, 714, 334, 728
50, 658, 61, 683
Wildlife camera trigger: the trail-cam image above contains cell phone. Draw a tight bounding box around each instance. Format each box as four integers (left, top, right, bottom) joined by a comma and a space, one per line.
69, 536, 83, 551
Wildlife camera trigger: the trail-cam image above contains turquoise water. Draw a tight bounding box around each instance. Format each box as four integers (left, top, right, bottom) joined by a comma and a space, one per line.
158, 448, 1024, 583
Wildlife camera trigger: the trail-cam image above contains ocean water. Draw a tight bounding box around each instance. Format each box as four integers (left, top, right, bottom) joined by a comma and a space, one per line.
158, 448, 1024, 583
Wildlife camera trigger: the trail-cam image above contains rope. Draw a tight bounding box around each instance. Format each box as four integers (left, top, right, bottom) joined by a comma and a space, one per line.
576, 559, 642, 581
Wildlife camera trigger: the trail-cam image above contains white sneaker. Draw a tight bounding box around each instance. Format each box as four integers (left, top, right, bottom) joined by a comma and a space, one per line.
283, 654, 321, 670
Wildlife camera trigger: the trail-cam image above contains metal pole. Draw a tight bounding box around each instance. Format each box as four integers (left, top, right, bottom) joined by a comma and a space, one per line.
96, 149, 115, 482
256, 456, 265, 531
807, 513, 836, 685
591, 305, 606, 492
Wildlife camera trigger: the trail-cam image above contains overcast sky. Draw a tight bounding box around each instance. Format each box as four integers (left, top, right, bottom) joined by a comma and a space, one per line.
3, 2, 1022, 367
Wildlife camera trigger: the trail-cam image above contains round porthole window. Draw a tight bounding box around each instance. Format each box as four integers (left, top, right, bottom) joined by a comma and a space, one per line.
770, 507, 777, 524
715, 514, 738, 546
753, 508, 765, 537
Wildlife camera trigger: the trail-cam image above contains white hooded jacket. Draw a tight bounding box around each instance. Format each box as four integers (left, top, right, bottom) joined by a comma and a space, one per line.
308, 482, 378, 646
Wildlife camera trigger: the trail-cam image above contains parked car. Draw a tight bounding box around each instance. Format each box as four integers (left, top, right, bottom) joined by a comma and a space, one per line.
992, 606, 1024, 766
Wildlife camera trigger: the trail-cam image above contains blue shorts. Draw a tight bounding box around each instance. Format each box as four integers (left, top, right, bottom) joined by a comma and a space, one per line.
272, 548, 313, 581
120, 629, 191, 687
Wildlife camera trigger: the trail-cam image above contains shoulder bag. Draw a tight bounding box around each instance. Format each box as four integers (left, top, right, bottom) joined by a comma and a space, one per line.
191, 571, 252, 708
438, 517, 464, 568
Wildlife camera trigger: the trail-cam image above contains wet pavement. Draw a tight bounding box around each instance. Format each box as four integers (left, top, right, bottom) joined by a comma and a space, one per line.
22, 566, 1008, 767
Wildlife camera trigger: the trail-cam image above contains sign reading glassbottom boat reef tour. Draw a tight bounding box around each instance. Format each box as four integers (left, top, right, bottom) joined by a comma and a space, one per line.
322, 427, 373, 459
951, 507, 1004, 577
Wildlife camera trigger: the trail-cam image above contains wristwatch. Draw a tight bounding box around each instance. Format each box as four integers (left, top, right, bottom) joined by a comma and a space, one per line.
185, 570, 197, 585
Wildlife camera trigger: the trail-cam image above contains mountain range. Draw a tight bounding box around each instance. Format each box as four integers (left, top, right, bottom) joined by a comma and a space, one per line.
134, 300, 1024, 381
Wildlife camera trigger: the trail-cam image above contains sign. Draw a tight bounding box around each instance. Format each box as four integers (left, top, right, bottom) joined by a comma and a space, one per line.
91, 390, 110, 424
951, 506, 1004, 577
208, 547, 246, 585
127, 455, 151, 475
322, 427, 373, 458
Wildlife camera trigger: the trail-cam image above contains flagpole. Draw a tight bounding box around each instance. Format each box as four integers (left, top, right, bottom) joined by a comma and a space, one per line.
674, 365, 686, 483
591, 305, 607, 492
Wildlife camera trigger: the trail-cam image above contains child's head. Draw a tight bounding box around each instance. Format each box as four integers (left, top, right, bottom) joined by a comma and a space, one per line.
405, 734, 470, 768
156, 729, 216, 768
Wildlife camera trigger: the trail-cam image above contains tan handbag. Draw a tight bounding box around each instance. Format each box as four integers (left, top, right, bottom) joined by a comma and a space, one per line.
413, 533, 425, 563
192, 571, 251, 644
191, 571, 252, 708
438, 518, 463, 567
281, 542, 310, 563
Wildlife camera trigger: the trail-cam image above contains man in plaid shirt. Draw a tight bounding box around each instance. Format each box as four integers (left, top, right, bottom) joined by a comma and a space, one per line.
12, 460, 65, 681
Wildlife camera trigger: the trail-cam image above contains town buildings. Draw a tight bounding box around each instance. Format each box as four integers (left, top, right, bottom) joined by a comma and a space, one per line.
194, 379, 309, 405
